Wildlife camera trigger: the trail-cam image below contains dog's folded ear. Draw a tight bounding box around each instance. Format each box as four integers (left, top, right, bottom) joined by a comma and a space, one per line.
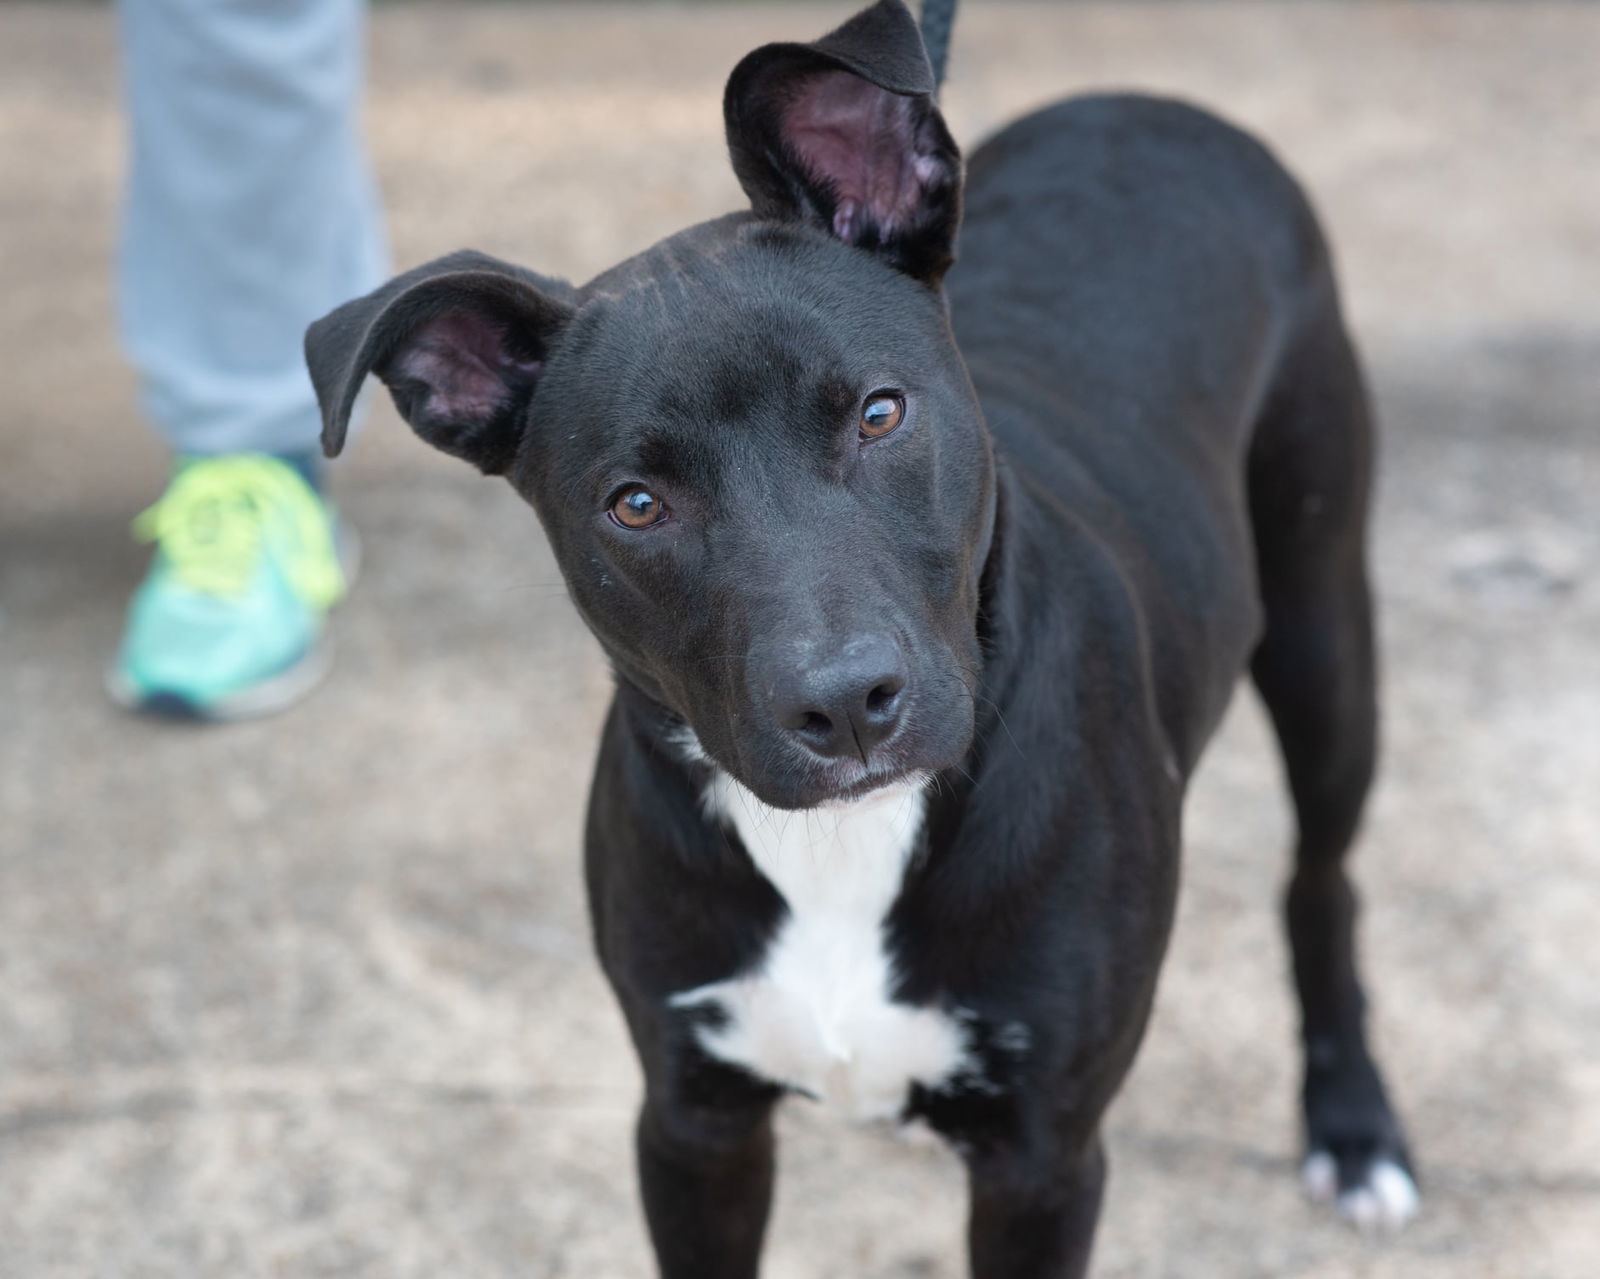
724, 0, 962, 286
305, 251, 576, 475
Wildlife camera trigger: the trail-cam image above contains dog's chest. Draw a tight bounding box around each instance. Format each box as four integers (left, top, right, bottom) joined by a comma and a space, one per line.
672, 775, 969, 1122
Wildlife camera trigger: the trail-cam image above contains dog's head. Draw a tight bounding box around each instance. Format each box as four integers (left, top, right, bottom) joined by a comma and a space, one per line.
306, 1, 994, 809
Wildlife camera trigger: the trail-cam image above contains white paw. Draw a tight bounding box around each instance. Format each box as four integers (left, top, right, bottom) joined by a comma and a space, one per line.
893, 1116, 943, 1149
1301, 1150, 1339, 1203
1301, 1152, 1419, 1235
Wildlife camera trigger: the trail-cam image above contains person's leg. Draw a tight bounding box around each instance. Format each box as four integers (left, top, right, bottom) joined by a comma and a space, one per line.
118, 0, 386, 461
112, 0, 386, 719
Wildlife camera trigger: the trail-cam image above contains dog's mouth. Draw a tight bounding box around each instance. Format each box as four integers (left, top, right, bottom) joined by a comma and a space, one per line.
701, 752, 933, 818
674, 720, 933, 810
727, 729, 963, 811
809, 761, 928, 809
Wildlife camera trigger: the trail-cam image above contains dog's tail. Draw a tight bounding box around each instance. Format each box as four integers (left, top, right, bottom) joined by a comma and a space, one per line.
920, 0, 958, 94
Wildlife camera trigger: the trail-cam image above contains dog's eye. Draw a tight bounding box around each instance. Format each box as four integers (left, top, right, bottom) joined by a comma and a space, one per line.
859, 392, 905, 440
609, 486, 668, 529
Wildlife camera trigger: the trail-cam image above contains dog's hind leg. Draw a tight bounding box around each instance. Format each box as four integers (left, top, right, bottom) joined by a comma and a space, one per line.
1246, 297, 1418, 1233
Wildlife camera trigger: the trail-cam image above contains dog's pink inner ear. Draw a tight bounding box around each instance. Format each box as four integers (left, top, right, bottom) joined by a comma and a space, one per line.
387, 310, 542, 423
782, 70, 943, 243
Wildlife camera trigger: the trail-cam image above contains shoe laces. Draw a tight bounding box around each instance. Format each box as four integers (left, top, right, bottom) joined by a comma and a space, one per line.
132, 454, 345, 609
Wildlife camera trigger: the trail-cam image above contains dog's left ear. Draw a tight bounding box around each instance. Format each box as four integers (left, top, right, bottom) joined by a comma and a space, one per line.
725, 0, 962, 287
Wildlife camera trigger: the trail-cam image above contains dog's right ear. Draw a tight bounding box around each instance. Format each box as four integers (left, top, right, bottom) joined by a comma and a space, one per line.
305, 250, 576, 476
724, 0, 961, 286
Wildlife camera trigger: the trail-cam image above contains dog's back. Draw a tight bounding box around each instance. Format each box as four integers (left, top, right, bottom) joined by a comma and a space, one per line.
948, 93, 1356, 769
953, 93, 1327, 452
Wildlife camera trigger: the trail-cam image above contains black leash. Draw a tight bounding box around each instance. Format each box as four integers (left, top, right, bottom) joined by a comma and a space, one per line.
920, 0, 959, 94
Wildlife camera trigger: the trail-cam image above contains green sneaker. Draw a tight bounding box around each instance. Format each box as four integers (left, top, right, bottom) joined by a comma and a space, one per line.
107, 453, 354, 721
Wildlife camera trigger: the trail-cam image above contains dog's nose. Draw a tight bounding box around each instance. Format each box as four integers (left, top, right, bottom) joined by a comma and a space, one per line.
771, 636, 908, 761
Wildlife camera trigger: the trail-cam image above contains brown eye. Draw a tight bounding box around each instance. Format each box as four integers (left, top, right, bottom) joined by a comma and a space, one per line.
610, 486, 668, 529
859, 392, 905, 439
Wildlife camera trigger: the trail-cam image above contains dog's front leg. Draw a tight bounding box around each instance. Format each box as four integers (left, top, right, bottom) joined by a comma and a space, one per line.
964, 1132, 1107, 1279
635, 1091, 778, 1279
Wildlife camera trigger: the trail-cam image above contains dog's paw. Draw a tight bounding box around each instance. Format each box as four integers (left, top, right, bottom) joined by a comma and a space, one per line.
1301, 1145, 1419, 1235
1300, 1051, 1418, 1235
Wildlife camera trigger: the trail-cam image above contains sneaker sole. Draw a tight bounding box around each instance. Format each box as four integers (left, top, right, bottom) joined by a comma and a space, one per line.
105, 633, 335, 723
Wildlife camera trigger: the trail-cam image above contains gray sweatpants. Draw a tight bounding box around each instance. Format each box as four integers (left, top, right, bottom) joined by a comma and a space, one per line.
117, 0, 387, 457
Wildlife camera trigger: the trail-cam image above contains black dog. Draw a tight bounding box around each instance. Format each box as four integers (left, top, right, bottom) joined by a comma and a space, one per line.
306, 2, 1415, 1272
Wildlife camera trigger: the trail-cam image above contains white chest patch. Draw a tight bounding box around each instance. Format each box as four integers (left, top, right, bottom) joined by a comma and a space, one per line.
670, 772, 970, 1122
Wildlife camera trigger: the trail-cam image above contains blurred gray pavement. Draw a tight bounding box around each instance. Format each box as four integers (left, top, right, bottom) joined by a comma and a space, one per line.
2, 3, 1597, 1275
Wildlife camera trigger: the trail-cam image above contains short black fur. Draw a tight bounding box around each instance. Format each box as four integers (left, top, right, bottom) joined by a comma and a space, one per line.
306, 3, 1413, 1274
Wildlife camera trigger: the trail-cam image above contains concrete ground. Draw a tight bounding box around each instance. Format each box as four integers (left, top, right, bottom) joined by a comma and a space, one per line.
2, 3, 1596, 1275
